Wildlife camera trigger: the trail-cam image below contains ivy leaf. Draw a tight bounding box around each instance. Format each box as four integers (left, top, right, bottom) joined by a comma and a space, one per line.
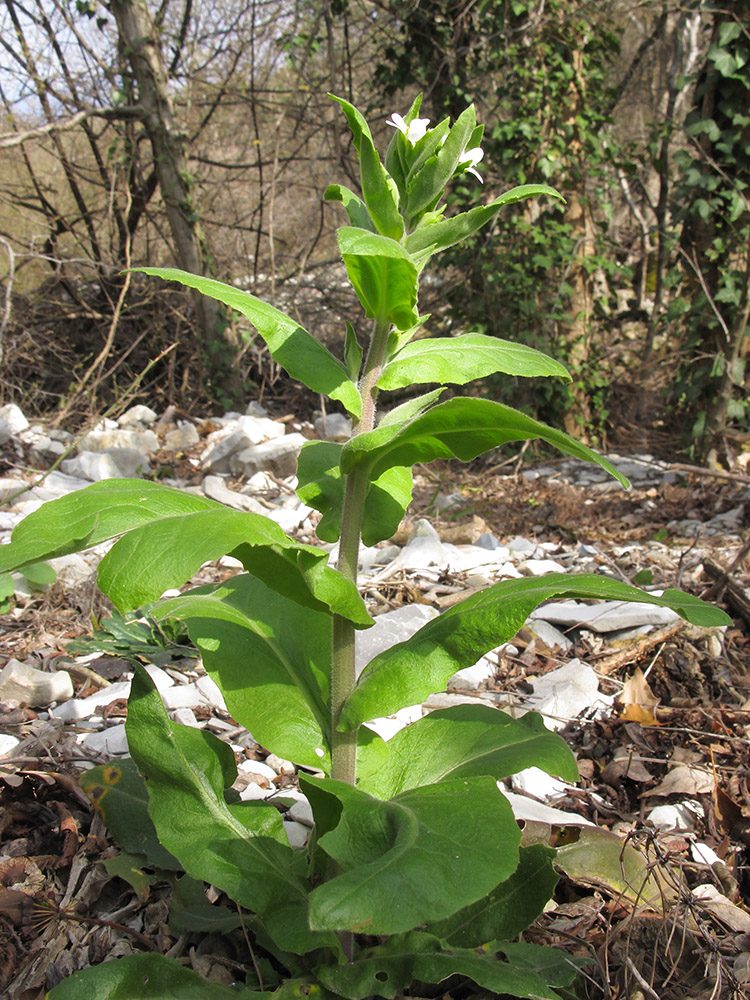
337, 227, 418, 330
297, 441, 412, 545
133, 267, 361, 418
126, 665, 334, 956
307, 775, 519, 934
340, 397, 629, 486
341, 574, 731, 729
331, 95, 403, 240
153, 575, 333, 771
358, 705, 577, 799
404, 184, 564, 262
378, 333, 570, 390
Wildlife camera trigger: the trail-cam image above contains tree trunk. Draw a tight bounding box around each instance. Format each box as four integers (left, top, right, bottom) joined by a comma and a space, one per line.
110, 0, 239, 398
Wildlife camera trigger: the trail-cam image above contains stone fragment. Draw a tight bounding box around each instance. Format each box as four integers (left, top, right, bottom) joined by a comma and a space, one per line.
0, 403, 29, 435
314, 413, 352, 441
239, 782, 272, 801
0, 659, 74, 707
502, 789, 594, 826
447, 656, 497, 693
50, 681, 132, 720
0, 733, 20, 756
264, 753, 295, 775
230, 433, 307, 478
201, 416, 286, 472
29, 437, 67, 467
119, 404, 158, 427
62, 448, 150, 481
283, 820, 309, 849
0, 418, 10, 446
647, 802, 701, 831
355, 603, 439, 678
26, 470, 92, 500
237, 759, 278, 782
422, 692, 498, 712
519, 558, 566, 576
160, 684, 209, 711
48, 553, 96, 589
171, 708, 200, 727
526, 619, 573, 653
202, 475, 267, 514
363, 703, 423, 741
143, 664, 175, 693
81, 724, 129, 756
511, 766, 572, 800
266, 503, 313, 532
523, 659, 611, 730
79, 428, 159, 453
288, 797, 314, 826
195, 674, 227, 711
163, 422, 200, 451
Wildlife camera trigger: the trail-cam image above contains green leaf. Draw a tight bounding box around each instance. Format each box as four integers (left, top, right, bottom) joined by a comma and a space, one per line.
80, 759, 180, 870
358, 705, 577, 798
324, 184, 375, 231
343, 321, 363, 379
337, 227, 417, 330
425, 844, 559, 946
340, 397, 630, 487
406, 104, 477, 220
378, 333, 570, 390
341, 573, 731, 729
19, 560, 57, 588
125, 665, 333, 955
297, 441, 412, 546
104, 852, 157, 903
318, 932, 577, 1000
404, 184, 564, 262
153, 575, 333, 771
133, 267, 361, 418
47, 953, 257, 1000
330, 96, 403, 240
0, 573, 15, 603
378, 387, 445, 427
169, 874, 242, 934
307, 775, 520, 934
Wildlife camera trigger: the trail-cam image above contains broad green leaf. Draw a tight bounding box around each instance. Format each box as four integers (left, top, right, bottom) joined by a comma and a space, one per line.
126, 666, 333, 955
169, 875, 242, 934
103, 853, 157, 903
358, 705, 577, 799
134, 267, 361, 418
378, 333, 570, 390
18, 560, 57, 587
297, 441, 412, 545
324, 184, 374, 231
331, 96, 403, 240
318, 932, 577, 1000
404, 184, 564, 262
47, 953, 258, 1000
406, 105, 477, 221
80, 758, 180, 870
341, 573, 731, 729
425, 844, 559, 946
378, 387, 445, 427
307, 775, 520, 934
0, 573, 15, 603
153, 575, 333, 771
341, 397, 630, 487
337, 227, 417, 330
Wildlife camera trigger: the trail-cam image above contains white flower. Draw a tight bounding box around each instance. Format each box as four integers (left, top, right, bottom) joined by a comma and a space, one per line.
386, 111, 431, 144
459, 146, 484, 183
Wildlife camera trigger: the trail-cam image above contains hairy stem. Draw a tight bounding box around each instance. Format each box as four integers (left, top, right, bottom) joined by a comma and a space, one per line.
330, 316, 391, 784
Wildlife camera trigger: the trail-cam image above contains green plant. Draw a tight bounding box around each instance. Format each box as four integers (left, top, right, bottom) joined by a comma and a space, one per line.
0, 560, 56, 613
0, 96, 729, 1000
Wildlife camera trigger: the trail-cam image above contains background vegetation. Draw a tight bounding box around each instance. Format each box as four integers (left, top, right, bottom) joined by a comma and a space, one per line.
0, 0, 747, 464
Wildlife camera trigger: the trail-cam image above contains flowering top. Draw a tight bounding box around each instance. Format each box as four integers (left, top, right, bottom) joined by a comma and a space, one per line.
386, 112, 431, 144
459, 146, 484, 183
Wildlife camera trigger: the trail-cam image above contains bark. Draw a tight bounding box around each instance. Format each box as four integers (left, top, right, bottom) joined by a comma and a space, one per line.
109, 0, 237, 394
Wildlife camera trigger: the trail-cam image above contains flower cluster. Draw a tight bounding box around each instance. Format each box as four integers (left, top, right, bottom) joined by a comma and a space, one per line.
386, 109, 484, 183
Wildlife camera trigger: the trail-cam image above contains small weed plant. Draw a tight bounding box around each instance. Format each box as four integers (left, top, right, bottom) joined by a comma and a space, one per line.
1, 97, 729, 1000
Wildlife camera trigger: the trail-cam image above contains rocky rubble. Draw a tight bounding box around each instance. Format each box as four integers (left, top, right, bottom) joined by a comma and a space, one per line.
0, 399, 746, 846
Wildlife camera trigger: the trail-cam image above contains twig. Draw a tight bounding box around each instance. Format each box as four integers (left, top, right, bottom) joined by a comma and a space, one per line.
670, 462, 750, 485
0, 236, 15, 365
626, 955, 662, 999
591, 620, 685, 676
61, 661, 112, 689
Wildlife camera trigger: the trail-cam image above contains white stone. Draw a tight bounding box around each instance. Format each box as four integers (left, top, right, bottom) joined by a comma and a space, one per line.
49, 681, 131, 720
526, 619, 573, 652
160, 684, 208, 711
266, 504, 313, 532
0, 733, 20, 756
447, 656, 497, 693
62, 448, 150, 481
79, 428, 159, 454
520, 558, 567, 576
501, 788, 594, 826
511, 766, 572, 799
314, 413, 352, 441
0, 418, 10, 445
239, 782, 273, 801
238, 759, 278, 781
230, 433, 307, 478
80, 724, 129, 756
692, 842, 721, 867
288, 796, 314, 826
355, 604, 439, 678
0, 403, 29, 435
195, 674, 227, 711
283, 820, 310, 849
48, 553, 96, 588
202, 475, 267, 514
119, 404, 158, 426
171, 707, 200, 727
163, 422, 200, 451
523, 659, 611, 730
647, 801, 701, 831
142, 665, 175, 692
30, 437, 67, 466
27, 471, 92, 499
529, 600, 680, 633
0, 659, 74, 708
364, 703, 423, 741
422, 692, 498, 712
201, 416, 286, 472
264, 753, 295, 775
508, 536, 537, 554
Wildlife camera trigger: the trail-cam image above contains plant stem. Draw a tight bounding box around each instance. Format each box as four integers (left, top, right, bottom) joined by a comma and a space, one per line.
330, 316, 391, 785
